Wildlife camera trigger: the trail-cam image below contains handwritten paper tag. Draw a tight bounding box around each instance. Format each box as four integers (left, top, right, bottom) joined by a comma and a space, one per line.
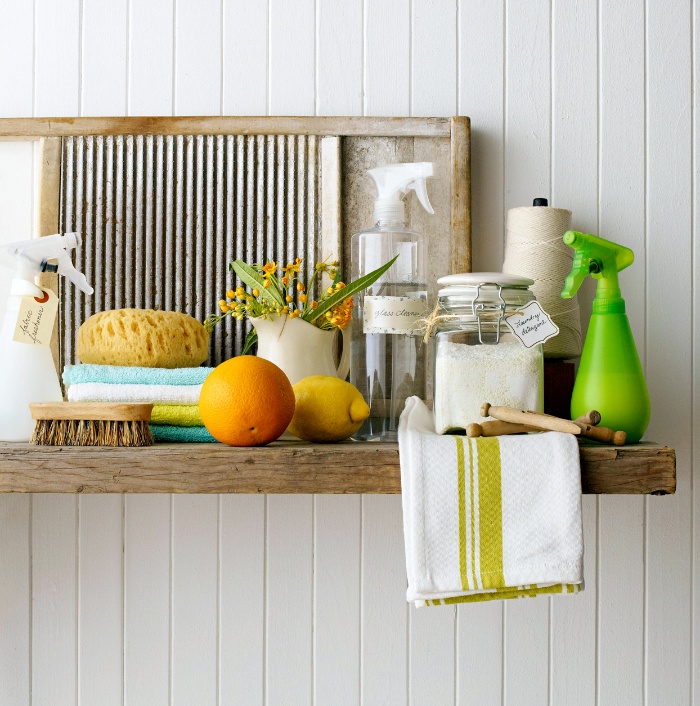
363, 295, 427, 335
504, 301, 559, 348
12, 288, 59, 347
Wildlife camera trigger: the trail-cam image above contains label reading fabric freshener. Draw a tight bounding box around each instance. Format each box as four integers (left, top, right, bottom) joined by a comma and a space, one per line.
12, 288, 59, 346
363, 295, 427, 334
504, 301, 559, 348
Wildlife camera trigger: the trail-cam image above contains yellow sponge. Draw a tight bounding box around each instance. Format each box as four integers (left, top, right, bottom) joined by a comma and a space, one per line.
77, 309, 209, 368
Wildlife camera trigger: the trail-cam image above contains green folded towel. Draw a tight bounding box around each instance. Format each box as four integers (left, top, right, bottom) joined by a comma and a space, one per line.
151, 404, 203, 426
150, 424, 217, 443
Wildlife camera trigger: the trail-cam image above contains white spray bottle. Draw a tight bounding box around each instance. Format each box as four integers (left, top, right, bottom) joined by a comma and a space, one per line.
350, 162, 434, 441
0, 233, 93, 441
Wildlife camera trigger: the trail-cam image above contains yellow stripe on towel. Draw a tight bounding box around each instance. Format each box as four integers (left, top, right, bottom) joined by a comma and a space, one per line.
475, 437, 505, 590
151, 404, 203, 427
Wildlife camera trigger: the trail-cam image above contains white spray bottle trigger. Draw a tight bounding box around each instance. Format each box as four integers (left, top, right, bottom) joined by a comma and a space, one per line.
368, 162, 435, 223
4, 233, 94, 296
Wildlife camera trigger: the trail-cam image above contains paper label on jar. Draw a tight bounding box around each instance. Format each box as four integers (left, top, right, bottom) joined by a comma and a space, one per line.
504, 301, 559, 348
363, 295, 427, 335
12, 288, 59, 347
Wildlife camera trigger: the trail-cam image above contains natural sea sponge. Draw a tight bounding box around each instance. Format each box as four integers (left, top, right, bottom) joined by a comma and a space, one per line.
77, 309, 209, 368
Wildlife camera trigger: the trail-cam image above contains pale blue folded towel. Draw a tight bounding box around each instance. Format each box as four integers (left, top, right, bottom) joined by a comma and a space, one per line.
63, 364, 213, 387
150, 424, 217, 443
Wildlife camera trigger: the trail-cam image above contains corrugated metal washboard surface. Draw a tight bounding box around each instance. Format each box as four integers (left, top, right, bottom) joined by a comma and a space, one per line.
59, 134, 321, 367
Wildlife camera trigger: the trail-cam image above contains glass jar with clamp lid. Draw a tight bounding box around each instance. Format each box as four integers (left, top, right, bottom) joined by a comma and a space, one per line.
431, 273, 544, 434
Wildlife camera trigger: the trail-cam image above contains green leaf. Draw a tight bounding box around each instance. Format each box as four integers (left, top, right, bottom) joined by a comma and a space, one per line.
332, 267, 342, 286
230, 260, 284, 306
241, 329, 258, 355
306, 255, 398, 324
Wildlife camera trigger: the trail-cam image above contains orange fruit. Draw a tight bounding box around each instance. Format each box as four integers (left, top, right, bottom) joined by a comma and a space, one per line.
199, 356, 295, 446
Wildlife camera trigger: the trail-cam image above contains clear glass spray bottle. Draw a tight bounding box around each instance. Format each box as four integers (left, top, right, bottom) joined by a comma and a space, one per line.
350, 162, 434, 441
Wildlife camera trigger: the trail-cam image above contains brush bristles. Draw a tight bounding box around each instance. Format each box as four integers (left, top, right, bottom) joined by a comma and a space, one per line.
31, 419, 154, 447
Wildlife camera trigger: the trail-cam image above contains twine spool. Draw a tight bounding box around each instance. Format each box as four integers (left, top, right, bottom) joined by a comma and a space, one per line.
503, 204, 582, 359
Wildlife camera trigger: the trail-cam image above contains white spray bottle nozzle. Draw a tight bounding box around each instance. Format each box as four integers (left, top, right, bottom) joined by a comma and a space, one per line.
4, 233, 94, 297
367, 162, 435, 223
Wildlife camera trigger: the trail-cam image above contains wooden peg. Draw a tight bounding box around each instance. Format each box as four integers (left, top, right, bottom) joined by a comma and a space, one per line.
481, 404, 582, 435
467, 420, 541, 438
574, 410, 601, 426
574, 421, 626, 446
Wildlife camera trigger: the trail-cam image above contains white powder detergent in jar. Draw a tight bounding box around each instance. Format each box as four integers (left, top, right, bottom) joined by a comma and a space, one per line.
432, 273, 544, 434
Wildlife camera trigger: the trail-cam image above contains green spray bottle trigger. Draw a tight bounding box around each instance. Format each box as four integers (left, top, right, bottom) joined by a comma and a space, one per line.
561, 231, 634, 310
561, 230, 650, 442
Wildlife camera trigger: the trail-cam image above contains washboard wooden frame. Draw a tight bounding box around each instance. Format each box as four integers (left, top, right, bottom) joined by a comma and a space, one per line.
0, 116, 470, 368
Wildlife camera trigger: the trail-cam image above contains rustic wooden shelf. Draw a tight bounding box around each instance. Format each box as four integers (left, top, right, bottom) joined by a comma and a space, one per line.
0, 441, 675, 495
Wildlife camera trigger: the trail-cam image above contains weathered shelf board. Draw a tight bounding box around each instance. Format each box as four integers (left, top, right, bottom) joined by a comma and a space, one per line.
0, 441, 675, 495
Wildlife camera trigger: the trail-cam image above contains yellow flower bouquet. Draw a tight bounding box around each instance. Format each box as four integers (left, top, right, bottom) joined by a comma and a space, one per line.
205, 255, 396, 354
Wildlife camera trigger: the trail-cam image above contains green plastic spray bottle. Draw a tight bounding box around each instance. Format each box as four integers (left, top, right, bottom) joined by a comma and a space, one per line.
561, 231, 650, 443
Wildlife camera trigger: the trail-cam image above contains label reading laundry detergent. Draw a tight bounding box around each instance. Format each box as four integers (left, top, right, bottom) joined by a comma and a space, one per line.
363, 295, 427, 335
13, 288, 59, 346
504, 300, 559, 348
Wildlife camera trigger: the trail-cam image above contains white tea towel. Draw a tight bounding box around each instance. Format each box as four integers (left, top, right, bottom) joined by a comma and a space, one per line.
66, 382, 202, 405
398, 397, 584, 606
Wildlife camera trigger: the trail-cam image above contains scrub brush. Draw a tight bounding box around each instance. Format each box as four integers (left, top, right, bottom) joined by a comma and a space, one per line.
29, 402, 154, 446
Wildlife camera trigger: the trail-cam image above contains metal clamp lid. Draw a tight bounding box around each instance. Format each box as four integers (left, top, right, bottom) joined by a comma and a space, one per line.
472, 282, 506, 344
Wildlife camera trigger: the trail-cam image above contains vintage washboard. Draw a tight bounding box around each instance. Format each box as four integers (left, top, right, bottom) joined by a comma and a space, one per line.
1, 117, 470, 368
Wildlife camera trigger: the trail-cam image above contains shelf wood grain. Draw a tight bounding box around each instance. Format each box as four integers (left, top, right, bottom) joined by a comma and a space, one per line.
0, 441, 675, 495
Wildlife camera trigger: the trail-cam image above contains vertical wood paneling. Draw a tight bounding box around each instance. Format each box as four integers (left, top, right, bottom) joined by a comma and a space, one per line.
410, 605, 455, 706
412, 0, 457, 117
128, 0, 174, 115
364, 0, 410, 116
175, 0, 222, 115
0, 497, 30, 706
317, 0, 363, 116
34, 0, 80, 117
222, 0, 268, 114
219, 495, 265, 705
124, 495, 171, 706
81, 0, 128, 115
504, 0, 551, 208
78, 496, 124, 706
457, 603, 503, 706
549, 1, 599, 702
31, 495, 78, 705
171, 496, 219, 705
266, 496, 313, 706
645, 0, 693, 702
361, 496, 407, 705
269, 0, 315, 114
313, 496, 361, 705
0, 1, 33, 116
459, 0, 505, 272
597, 1, 646, 703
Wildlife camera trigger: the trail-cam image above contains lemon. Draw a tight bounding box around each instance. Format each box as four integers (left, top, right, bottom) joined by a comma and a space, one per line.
288, 376, 370, 442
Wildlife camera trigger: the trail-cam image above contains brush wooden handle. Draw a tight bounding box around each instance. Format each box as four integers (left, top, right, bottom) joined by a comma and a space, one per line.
481, 404, 581, 434
30, 402, 154, 422
467, 421, 542, 437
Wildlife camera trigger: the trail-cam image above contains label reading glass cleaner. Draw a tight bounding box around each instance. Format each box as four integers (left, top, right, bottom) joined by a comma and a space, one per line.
12, 288, 59, 347
504, 300, 559, 348
363, 295, 427, 334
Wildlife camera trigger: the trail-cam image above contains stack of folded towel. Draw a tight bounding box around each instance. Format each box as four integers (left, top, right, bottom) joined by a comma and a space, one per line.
398, 397, 584, 606
63, 364, 217, 443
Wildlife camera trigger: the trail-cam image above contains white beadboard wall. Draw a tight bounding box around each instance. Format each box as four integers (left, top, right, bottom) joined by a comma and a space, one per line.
0, 0, 696, 704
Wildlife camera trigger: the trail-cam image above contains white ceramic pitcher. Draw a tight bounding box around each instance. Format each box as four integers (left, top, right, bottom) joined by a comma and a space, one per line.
252, 315, 350, 385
